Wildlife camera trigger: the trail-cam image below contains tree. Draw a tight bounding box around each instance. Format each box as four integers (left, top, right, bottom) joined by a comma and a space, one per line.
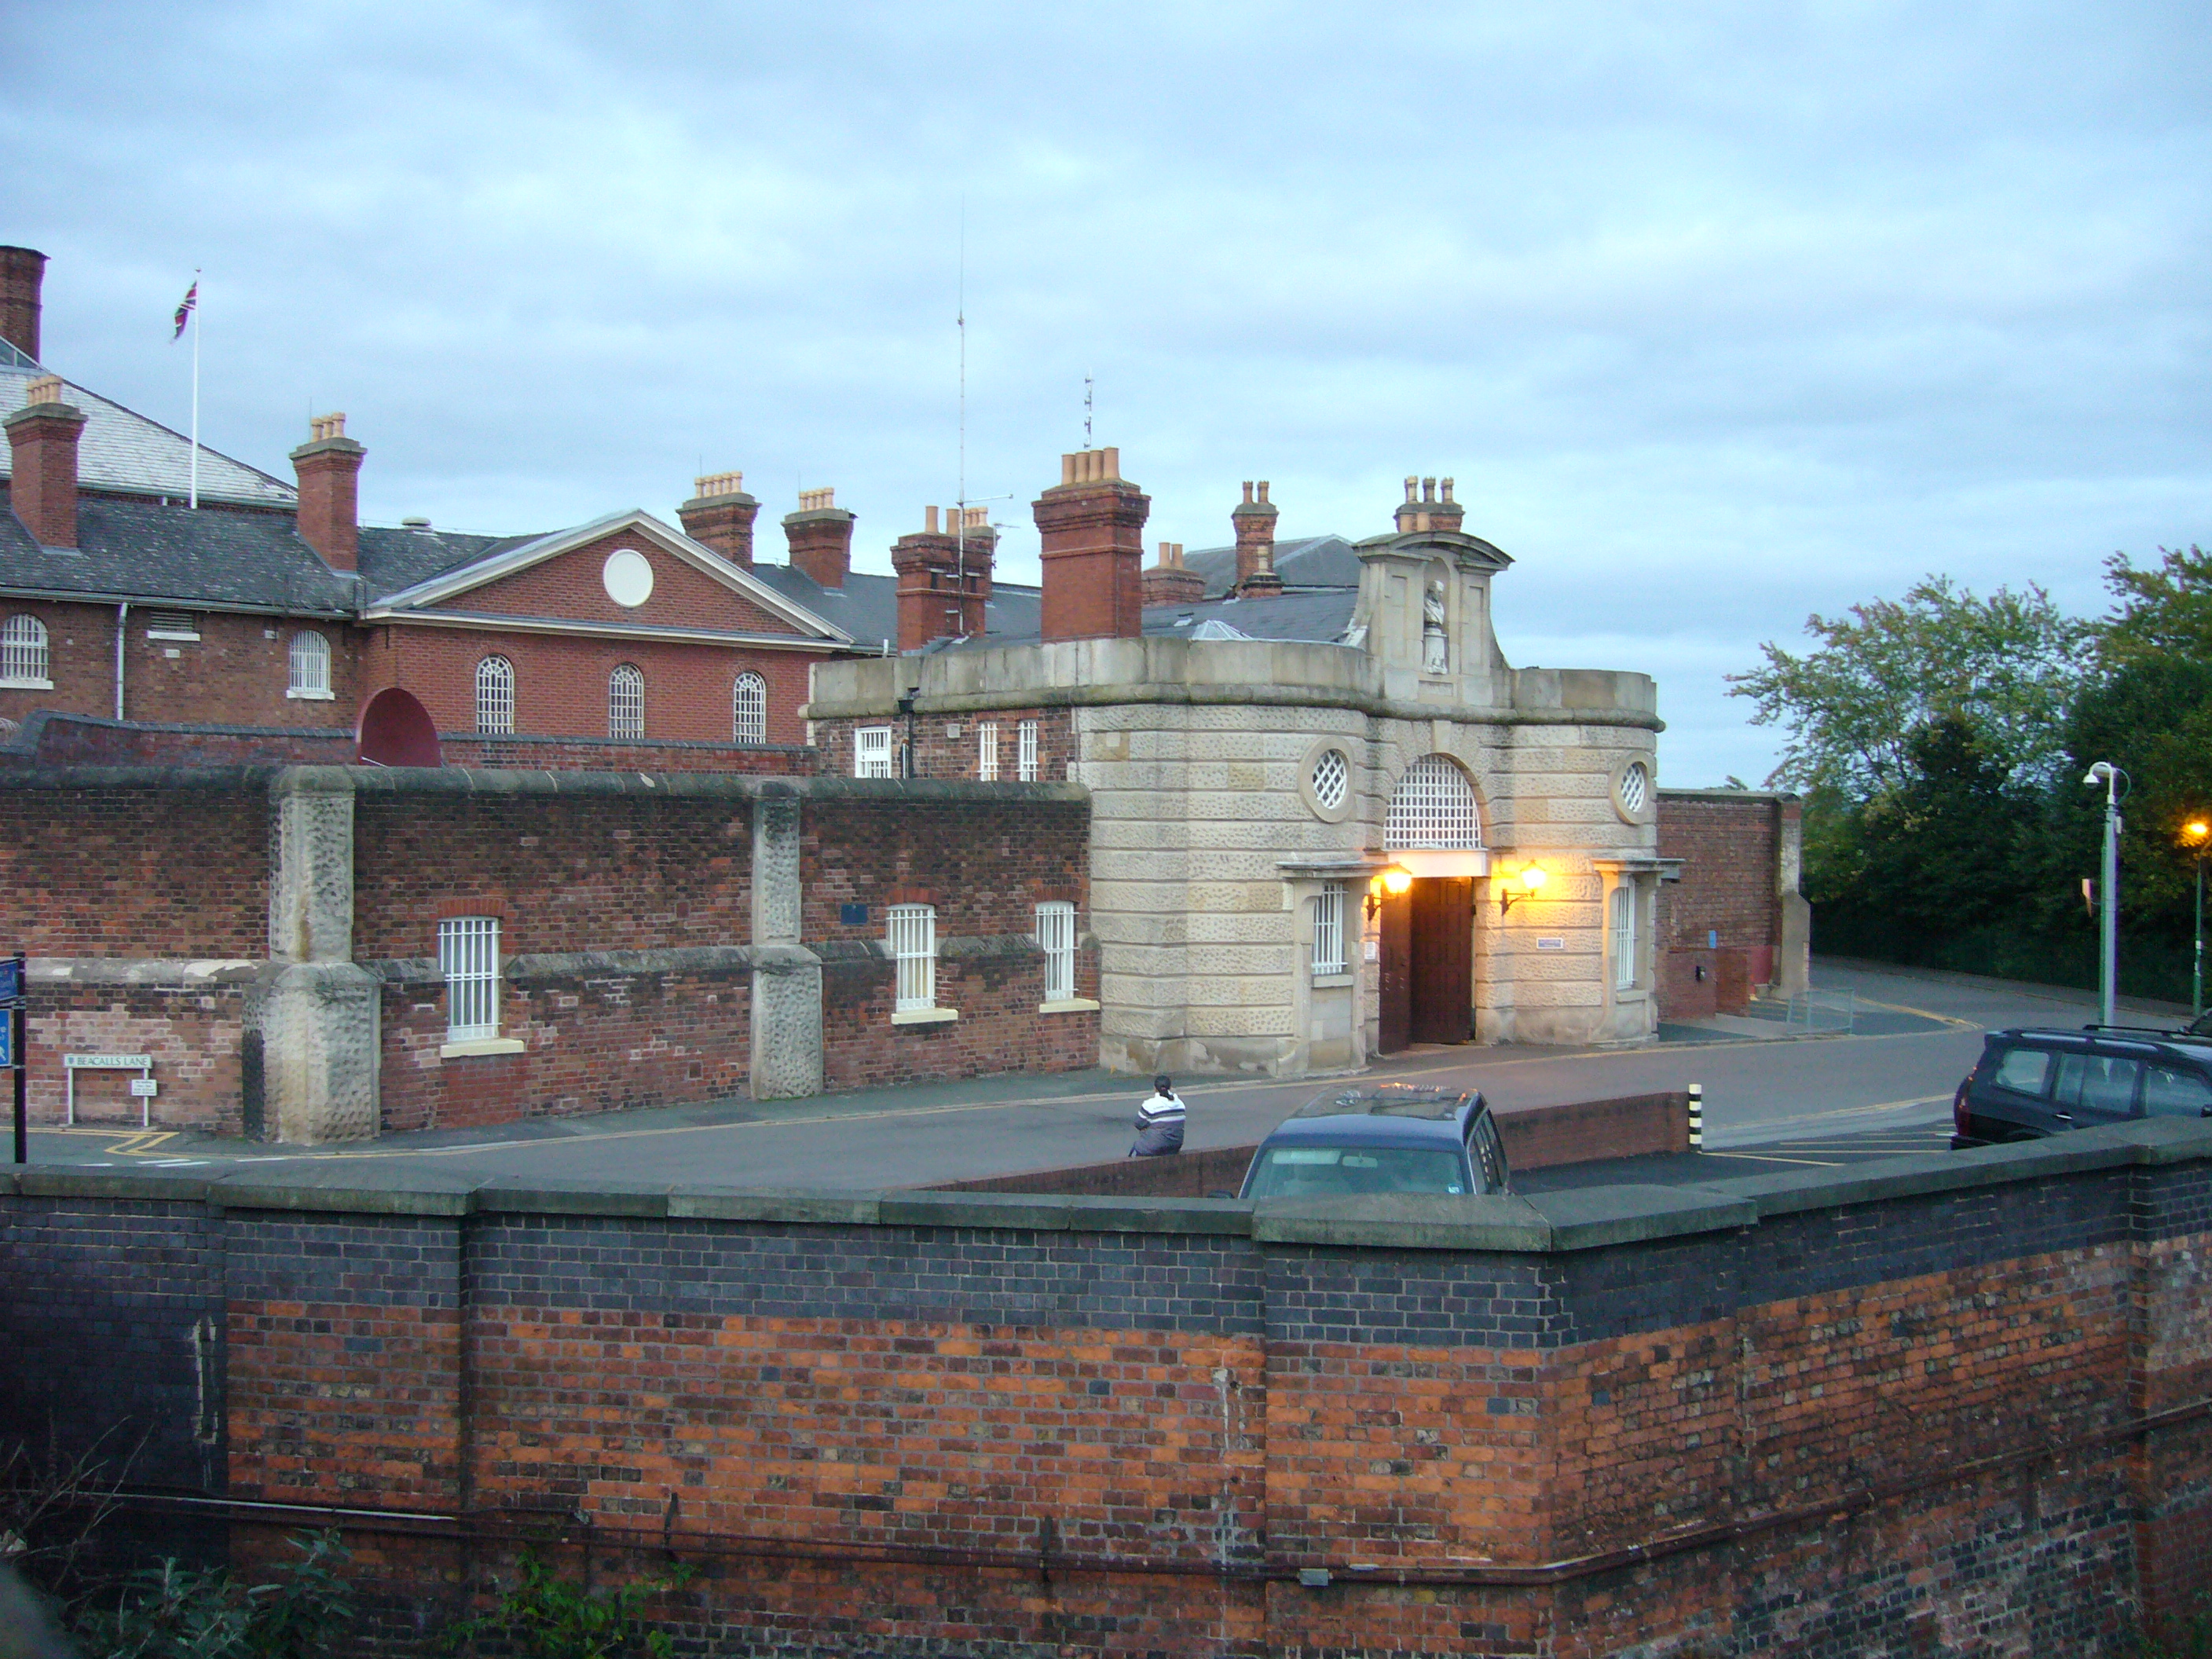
2097, 545, 2212, 668
1727, 576, 2092, 799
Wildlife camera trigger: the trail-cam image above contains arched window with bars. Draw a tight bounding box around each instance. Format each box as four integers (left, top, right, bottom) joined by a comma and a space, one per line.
732, 671, 767, 744
287, 630, 331, 698
1, 613, 51, 686
1384, 754, 1484, 849
609, 663, 645, 739
474, 656, 515, 734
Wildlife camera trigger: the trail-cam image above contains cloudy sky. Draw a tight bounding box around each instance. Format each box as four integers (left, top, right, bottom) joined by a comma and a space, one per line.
4, 2, 2207, 784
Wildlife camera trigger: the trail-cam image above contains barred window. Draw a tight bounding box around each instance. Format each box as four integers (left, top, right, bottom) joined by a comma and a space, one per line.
609, 663, 645, 739
1035, 901, 1076, 1002
1611, 883, 1637, 991
888, 903, 936, 1012
977, 721, 999, 781
855, 726, 893, 778
732, 672, 767, 743
1, 614, 49, 685
1385, 754, 1483, 849
438, 916, 501, 1042
287, 630, 330, 695
1017, 718, 1039, 781
1312, 882, 1346, 976
474, 656, 515, 734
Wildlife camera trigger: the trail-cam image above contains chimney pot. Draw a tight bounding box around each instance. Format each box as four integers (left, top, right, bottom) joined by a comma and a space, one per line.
0, 246, 47, 363
1423, 477, 1436, 502
694, 470, 745, 498
1257, 481, 1270, 504
4, 389, 88, 548
678, 466, 760, 566
1242, 480, 1254, 504
25, 375, 63, 405
925, 505, 939, 534
785, 486, 856, 588
1440, 477, 1455, 502
1404, 476, 1419, 503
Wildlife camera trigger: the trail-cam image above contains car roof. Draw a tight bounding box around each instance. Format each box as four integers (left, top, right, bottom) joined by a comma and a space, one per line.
1986, 1026, 2212, 1062
1262, 1085, 1483, 1148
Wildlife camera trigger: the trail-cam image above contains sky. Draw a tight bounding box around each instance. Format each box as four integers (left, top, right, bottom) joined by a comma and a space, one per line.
3, 1, 2207, 786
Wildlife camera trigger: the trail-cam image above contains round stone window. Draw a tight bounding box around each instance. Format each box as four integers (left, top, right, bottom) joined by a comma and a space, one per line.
1298, 740, 1357, 823
602, 548, 655, 608
1311, 749, 1349, 811
1613, 759, 1654, 822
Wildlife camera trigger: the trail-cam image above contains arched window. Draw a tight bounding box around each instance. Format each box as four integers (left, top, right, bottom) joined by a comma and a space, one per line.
287, 630, 331, 697
1, 613, 50, 686
609, 663, 645, 739
732, 671, 767, 744
474, 656, 515, 734
1384, 755, 1484, 849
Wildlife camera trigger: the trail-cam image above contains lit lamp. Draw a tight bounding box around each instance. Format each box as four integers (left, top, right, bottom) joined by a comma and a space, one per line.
1364, 865, 1413, 921
2185, 818, 2210, 1020
1499, 863, 1547, 914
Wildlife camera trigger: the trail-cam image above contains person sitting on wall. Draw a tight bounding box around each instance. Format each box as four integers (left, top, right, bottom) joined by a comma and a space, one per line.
1130, 1075, 1186, 1158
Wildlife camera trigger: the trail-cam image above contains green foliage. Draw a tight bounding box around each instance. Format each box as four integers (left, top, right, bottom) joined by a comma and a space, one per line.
68, 1532, 353, 1659
441, 1551, 693, 1659
2099, 544, 2212, 669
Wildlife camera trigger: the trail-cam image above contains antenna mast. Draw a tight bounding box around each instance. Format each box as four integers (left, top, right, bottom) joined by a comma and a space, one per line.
955, 199, 969, 633
1082, 375, 1093, 449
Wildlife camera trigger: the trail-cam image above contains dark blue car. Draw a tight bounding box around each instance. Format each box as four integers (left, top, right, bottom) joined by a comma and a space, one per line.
1237, 1084, 1511, 1199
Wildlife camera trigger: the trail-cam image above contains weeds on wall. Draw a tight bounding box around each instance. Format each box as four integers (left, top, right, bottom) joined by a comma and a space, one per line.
64, 1530, 354, 1659
441, 1551, 694, 1659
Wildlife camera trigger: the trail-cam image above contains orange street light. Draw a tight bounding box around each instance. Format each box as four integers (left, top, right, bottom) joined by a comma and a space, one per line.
1499, 862, 1547, 914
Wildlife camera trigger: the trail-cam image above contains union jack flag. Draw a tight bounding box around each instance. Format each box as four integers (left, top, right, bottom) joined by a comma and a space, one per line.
171, 279, 197, 341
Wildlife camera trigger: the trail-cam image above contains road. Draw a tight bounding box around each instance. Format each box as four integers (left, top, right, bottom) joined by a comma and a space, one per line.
30, 960, 2152, 1190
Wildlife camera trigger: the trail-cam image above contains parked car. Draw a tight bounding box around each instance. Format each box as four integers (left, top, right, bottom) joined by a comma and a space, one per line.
1237, 1084, 1511, 1199
1951, 1025, 2212, 1148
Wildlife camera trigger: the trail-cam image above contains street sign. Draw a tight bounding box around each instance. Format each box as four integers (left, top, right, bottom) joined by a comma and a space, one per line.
0, 958, 18, 1004
0, 1017, 10, 1070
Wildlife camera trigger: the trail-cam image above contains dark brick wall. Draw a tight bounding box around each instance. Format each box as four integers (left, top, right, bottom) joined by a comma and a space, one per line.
1657, 789, 1794, 1016
811, 707, 1075, 786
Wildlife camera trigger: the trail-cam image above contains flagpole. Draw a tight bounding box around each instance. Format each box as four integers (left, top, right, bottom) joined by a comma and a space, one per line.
188, 269, 200, 511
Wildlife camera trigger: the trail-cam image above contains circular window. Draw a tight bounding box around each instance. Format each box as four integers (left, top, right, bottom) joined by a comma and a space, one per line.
1311, 749, 1349, 811
1612, 759, 1654, 822
602, 548, 654, 607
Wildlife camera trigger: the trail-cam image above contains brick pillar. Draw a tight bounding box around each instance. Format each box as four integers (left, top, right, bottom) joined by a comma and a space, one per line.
679, 471, 760, 567
784, 488, 855, 589
1144, 541, 1205, 606
0, 246, 46, 362
291, 414, 366, 573
1035, 448, 1149, 643
892, 507, 961, 651
4, 377, 86, 548
952, 506, 995, 639
1232, 481, 1281, 595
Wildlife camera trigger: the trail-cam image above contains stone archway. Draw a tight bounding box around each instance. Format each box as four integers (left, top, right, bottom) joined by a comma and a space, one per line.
356, 688, 441, 767
1379, 755, 1485, 1051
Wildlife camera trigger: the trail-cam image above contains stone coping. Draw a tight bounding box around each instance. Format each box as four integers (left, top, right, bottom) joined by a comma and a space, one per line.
0, 763, 1090, 804
9, 1119, 2209, 1251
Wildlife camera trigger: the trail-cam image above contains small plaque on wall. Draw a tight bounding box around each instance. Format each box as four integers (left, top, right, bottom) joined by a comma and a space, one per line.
840, 903, 870, 926
1536, 937, 1566, 950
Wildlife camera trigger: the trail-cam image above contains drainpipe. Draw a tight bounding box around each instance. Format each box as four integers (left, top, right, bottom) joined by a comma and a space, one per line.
113, 600, 128, 719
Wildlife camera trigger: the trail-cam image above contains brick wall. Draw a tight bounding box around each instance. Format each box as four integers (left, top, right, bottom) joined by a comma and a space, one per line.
1656, 789, 1793, 1017
811, 706, 1075, 784
23, 974, 255, 1132
9, 1131, 2211, 1656
438, 734, 818, 775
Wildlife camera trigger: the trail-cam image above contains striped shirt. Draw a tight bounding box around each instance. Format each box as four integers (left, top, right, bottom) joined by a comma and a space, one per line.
1130, 1090, 1186, 1156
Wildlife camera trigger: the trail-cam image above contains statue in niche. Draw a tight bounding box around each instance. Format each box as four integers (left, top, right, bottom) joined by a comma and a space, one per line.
1422, 580, 1449, 676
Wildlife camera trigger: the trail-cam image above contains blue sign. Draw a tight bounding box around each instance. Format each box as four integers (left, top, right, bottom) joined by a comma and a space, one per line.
0, 1015, 11, 1070
0, 958, 16, 1004
840, 903, 870, 926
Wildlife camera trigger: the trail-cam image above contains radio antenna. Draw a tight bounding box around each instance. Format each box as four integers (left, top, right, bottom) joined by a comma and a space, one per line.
1082, 375, 1093, 449
955, 197, 969, 634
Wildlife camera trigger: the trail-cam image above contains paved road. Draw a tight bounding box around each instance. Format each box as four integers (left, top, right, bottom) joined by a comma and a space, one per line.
29, 961, 2164, 1190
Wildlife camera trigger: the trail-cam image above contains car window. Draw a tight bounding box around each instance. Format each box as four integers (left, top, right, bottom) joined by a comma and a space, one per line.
2051, 1053, 2142, 1115
2143, 1066, 2212, 1119
1989, 1047, 2053, 1096
1243, 1145, 1470, 1199
1467, 1115, 1507, 1193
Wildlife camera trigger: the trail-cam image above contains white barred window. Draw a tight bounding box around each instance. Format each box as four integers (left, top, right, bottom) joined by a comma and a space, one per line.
438, 917, 502, 1042
732, 672, 767, 743
1017, 718, 1039, 781
1312, 882, 1346, 976
1, 614, 50, 686
978, 721, 999, 781
609, 663, 645, 739
1385, 754, 1484, 849
1035, 901, 1076, 1001
855, 726, 894, 778
888, 903, 936, 1012
287, 630, 331, 697
474, 656, 515, 734
1611, 883, 1638, 991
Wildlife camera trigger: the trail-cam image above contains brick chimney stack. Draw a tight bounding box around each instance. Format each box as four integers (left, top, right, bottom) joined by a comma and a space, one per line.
892, 507, 961, 650
1232, 479, 1282, 596
1142, 540, 1203, 607
784, 487, 855, 589
291, 413, 366, 572
0, 247, 46, 363
1394, 474, 1459, 536
1035, 447, 1149, 643
953, 504, 996, 638
4, 374, 86, 548
679, 471, 760, 567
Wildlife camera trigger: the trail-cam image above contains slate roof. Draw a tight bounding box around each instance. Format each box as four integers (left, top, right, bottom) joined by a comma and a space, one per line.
1141, 584, 1361, 644
0, 364, 298, 509
748, 563, 1043, 651
0, 495, 359, 615
1180, 533, 1361, 599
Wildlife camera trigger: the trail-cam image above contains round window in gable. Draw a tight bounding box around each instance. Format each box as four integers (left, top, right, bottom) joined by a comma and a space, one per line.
1311, 749, 1350, 811
1613, 759, 1652, 822
602, 548, 655, 608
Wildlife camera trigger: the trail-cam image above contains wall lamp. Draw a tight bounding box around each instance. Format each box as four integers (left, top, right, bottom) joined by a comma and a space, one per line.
1364, 865, 1413, 921
1498, 863, 1547, 914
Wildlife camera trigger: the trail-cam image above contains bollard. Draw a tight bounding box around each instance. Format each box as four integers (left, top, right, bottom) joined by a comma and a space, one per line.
1687, 1082, 1704, 1151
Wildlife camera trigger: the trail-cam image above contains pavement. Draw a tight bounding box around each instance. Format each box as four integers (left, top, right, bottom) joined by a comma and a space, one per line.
21, 958, 2183, 1191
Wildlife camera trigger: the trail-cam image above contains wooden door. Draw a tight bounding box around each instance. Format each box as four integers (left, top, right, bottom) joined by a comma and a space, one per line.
1378, 888, 1412, 1054
1409, 877, 1474, 1045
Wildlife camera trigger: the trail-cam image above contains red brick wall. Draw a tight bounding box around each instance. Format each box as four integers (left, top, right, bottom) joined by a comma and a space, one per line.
450, 530, 802, 637
800, 796, 1088, 940
20, 980, 249, 1130
438, 734, 816, 775
1657, 790, 1788, 1016
820, 948, 1098, 1090
811, 708, 1075, 784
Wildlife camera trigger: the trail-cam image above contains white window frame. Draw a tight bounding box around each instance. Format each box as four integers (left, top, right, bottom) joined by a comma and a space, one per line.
855, 726, 894, 778
1016, 718, 1039, 781
609, 663, 646, 740
474, 656, 515, 735
888, 903, 941, 1017
732, 671, 767, 744
438, 917, 504, 1045
1035, 901, 1077, 1002
1, 613, 52, 688
1385, 754, 1484, 850
1312, 882, 1347, 976
977, 721, 999, 781
287, 629, 332, 699
1611, 881, 1638, 991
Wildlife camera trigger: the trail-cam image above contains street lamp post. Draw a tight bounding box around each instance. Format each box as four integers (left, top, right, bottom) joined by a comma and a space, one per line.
2186, 819, 2210, 1020
2084, 763, 2124, 1027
